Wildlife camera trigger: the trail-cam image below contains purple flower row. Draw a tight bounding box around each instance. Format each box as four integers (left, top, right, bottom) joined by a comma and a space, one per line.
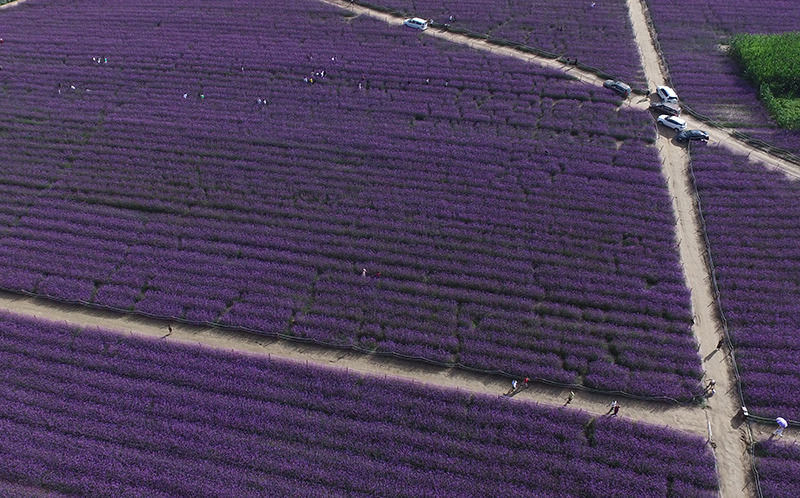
0, 0, 698, 397
0, 312, 718, 497
690, 145, 800, 419
753, 439, 800, 498
644, 0, 800, 153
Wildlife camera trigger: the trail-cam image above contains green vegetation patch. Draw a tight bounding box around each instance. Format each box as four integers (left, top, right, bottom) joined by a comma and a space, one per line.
730, 32, 800, 129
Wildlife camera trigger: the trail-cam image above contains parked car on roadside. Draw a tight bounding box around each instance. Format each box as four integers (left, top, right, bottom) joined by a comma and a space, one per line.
656, 85, 679, 103
657, 114, 687, 131
603, 79, 631, 97
403, 18, 429, 30
650, 101, 681, 116
675, 129, 709, 142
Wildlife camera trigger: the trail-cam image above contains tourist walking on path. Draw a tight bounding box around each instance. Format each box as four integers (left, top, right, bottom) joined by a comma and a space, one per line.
605, 400, 618, 415
563, 391, 575, 406
771, 417, 788, 439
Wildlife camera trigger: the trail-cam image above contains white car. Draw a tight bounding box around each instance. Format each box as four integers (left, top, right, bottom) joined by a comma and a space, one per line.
657, 114, 687, 131
656, 85, 679, 103
403, 18, 429, 30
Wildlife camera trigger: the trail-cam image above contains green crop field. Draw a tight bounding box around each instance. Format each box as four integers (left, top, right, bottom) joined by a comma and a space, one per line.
730, 32, 800, 129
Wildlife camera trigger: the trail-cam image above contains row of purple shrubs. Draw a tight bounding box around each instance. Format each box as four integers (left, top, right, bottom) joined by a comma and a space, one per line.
356, 0, 645, 88
754, 439, 800, 498
0, 0, 698, 398
689, 145, 800, 420
644, 0, 800, 154
0, 312, 718, 497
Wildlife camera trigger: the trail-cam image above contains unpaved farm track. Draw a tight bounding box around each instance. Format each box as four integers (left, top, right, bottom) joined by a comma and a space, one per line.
0, 291, 707, 435
0, 0, 797, 496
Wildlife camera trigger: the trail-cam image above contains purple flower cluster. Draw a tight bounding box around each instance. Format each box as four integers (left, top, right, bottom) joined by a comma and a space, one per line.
364, 0, 645, 87
644, 0, 800, 153
0, 0, 699, 398
0, 312, 718, 497
754, 440, 800, 498
689, 145, 800, 419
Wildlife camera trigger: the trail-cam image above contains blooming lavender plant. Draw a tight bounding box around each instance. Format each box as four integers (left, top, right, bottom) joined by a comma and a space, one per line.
753, 439, 800, 498
0, 312, 719, 497
0, 0, 698, 398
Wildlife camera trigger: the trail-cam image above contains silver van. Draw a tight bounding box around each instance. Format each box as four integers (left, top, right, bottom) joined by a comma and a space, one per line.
403, 18, 429, 30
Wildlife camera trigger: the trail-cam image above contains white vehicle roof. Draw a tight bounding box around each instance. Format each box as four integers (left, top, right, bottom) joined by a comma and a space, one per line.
657, 86, 678, 99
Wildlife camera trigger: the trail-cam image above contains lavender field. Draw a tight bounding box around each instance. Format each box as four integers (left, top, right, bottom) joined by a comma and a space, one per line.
754, 440, 800, 498
645, 0, 800, 154
363, 0, 645, 88
0, 0, 701, 398
0, 312, 718, 497
690, 145, 800, 420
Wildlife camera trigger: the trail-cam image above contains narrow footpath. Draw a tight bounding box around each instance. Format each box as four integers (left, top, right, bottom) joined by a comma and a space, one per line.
0, 291, 707, 437
321, 0, 800, 179
0, 0, 796, 496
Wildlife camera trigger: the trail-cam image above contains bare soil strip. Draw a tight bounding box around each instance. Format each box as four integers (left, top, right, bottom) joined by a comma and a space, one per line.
627, 0, 753, 495
655, 136, 752, 497
0, 291, 707, 436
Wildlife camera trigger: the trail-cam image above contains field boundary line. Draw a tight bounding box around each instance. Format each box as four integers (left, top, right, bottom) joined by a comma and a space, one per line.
0, 0, 27, 10
0, 290, 709, 438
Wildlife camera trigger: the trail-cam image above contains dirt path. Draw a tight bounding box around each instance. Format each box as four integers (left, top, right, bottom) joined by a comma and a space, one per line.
655, 135, 753, 497
0, 290, 707, 436
0, 0, 792, 494
627, 0, 754, 495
